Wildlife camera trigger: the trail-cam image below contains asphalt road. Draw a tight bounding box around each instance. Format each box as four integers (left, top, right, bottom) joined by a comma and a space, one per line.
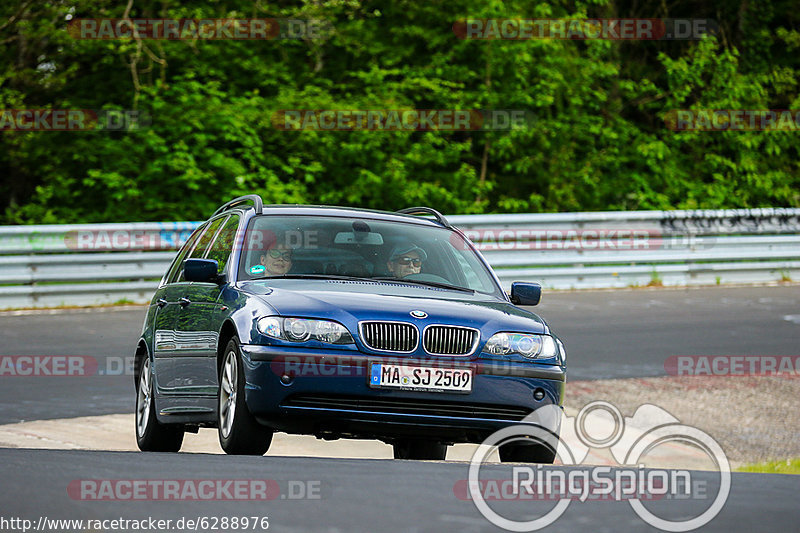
1, 286, 798, 532
538, 285, 800, 380
0, 448, 797, 533
0, 285, 798, 424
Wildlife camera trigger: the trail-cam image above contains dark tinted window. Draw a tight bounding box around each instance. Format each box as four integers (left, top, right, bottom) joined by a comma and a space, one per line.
206, 215, 240, 274
188, 216, 227, 261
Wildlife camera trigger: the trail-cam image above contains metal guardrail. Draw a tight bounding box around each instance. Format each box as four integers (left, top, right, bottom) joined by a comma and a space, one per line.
0, 209, 798, 308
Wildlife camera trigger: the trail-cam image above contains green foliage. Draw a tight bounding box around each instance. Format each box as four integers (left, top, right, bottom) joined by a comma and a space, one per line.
1, 0, 799, 223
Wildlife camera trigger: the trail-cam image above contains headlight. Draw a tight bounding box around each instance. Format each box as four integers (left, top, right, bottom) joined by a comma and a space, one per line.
257, 316, 354, 345
484, 332, 559, 360
285, 318, 311, 341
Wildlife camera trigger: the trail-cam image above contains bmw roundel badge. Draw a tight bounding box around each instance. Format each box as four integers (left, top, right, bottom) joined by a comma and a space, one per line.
410, 310, 428, 319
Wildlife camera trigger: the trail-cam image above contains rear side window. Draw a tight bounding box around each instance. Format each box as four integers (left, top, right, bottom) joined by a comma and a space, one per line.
188, 216, 227, 261
163, 223, 207, 285
206, 215, 240, 274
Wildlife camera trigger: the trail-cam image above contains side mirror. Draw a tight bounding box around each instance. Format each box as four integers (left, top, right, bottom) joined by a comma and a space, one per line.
510, 282, 542, 306
184, 258, 221, 283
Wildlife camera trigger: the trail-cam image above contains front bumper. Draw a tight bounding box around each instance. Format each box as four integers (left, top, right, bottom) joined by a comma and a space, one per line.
239, 345, 565, 443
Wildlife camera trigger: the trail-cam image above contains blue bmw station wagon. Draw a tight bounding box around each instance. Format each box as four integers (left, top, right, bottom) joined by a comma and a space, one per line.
134, 196, 566, 461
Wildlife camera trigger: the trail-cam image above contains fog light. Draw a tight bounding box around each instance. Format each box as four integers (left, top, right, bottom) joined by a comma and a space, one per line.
533, 388, 546, 401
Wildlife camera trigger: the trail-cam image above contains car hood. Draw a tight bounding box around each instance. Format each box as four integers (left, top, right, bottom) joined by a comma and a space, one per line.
240, 279, 547, 334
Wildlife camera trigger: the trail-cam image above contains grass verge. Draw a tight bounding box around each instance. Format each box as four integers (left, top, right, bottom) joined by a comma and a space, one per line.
736, 458, 800, 475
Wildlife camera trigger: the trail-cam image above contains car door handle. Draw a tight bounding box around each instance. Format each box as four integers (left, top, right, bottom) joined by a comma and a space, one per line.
179, 297, 191, 308
156, 298, 167, 308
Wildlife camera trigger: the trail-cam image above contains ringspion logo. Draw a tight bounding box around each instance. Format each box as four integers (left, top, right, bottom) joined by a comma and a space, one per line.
466, 401, 730, 531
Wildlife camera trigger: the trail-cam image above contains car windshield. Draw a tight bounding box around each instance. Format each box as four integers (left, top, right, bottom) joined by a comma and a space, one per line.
237, 214, 503, 297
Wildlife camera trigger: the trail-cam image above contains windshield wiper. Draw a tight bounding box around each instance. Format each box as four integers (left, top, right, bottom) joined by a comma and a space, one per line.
372, 277, 474, 293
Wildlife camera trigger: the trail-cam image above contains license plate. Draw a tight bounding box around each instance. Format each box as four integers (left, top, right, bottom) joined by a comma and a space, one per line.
369, 363, 473, 393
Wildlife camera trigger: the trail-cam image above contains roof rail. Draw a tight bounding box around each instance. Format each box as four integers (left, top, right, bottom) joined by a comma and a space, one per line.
396, 207, 451, 228
212, 195, 264, 217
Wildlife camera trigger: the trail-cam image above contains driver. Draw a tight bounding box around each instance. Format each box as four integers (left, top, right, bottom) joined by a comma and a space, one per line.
260, 242, 293, 276
386, 243, 427, 278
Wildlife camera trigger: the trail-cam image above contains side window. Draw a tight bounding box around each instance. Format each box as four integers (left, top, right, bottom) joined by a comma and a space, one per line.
188, 216, 227, 261
164, 223, 207, 285
206, 215, 240, 274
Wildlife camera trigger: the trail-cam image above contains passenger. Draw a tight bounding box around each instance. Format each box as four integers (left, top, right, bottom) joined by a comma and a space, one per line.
386, 243, 427, 278
260, 242, 293, 276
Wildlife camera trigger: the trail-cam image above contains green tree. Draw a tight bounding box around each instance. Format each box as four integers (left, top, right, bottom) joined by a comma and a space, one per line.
1, 0, 798, 223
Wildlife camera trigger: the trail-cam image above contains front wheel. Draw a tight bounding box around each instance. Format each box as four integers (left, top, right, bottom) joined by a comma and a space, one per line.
218, 338, 273, 455
135, 357, 184, 452
393, 439, 447, 460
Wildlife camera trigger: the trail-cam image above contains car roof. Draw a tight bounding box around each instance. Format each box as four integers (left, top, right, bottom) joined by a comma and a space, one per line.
212, 196, 452, 228
220, 204, 445, 228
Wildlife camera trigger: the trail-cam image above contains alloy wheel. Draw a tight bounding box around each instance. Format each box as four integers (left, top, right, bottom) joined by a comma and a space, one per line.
219, 349, 238, 438
136, 358, 152, 437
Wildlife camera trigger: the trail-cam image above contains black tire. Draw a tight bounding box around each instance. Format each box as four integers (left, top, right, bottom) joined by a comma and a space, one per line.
393, 439, 447, 460
499, 441, 557, 464
218, 338, 273, 455
135, 357, 184, 452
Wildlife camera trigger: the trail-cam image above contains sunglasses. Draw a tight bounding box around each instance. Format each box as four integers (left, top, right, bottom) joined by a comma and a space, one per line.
267, 249, 292, 261
396, 256, 422, 267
